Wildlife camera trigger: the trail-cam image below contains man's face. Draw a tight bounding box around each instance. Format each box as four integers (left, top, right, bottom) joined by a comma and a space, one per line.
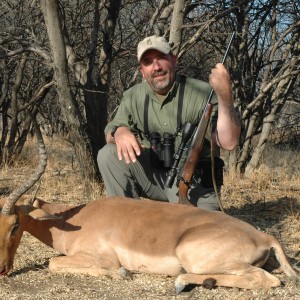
139, 49, 177, 95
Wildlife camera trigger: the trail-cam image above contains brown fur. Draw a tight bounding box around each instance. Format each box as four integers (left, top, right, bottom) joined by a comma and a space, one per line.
0, 195, 298, 292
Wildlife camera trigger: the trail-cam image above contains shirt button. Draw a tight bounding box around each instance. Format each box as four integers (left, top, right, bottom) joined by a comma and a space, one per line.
164, 123, 167, 126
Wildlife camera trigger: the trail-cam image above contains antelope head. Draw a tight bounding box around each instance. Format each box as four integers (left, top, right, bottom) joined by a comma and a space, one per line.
0, 121, 47, 276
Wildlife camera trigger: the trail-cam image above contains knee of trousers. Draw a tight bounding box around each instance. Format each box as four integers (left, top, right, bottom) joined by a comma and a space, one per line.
97, 144, 118, 170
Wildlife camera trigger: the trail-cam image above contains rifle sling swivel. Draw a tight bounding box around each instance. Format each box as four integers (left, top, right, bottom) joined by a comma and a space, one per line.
177, 176, 190, 187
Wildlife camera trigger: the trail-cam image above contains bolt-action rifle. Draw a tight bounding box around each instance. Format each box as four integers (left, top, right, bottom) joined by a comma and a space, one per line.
165, 32, 235, 205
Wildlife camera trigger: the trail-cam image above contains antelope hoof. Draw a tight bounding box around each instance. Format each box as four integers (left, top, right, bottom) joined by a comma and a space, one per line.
118, 267, 133, 279
175, 281, 186, 295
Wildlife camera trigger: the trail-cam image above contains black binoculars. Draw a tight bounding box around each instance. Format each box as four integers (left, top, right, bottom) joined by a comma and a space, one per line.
149, 132, 175, 168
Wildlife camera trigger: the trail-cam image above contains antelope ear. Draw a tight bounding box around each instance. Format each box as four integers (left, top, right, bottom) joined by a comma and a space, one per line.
16, 205, 61, 220
28, 207, 61, 220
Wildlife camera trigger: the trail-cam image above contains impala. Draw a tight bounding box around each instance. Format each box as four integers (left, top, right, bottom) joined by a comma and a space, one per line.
0, 127, 299, 293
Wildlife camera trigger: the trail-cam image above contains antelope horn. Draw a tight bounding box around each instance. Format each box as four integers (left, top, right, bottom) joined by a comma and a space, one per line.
1, 119, 47, 215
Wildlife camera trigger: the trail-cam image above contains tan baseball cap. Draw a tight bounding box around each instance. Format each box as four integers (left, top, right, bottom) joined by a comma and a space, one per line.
137, 35, 171, 62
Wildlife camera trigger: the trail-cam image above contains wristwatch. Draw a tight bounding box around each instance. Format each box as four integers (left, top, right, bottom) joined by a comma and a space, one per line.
111, 126, 120, 138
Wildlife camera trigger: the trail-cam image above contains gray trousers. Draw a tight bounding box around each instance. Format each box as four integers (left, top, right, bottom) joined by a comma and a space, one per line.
97, 144, 220, 211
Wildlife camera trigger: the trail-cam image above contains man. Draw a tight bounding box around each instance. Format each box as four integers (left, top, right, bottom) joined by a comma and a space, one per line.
97, 35, 240, 211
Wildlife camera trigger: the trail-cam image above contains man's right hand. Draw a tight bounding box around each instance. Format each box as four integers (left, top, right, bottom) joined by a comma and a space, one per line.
107, 126, 143, 163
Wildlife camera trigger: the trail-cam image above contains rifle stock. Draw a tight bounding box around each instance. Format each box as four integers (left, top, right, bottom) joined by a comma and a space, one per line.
178, 103, 214, 205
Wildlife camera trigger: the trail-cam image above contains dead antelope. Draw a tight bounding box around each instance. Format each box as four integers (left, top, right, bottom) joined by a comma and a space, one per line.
0, 129, 299, 293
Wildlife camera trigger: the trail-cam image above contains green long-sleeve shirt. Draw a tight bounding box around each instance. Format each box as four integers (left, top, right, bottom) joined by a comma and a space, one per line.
105, 74, 219, 166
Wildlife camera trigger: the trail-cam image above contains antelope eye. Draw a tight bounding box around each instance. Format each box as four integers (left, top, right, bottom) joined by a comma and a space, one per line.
11, 222, 19, 235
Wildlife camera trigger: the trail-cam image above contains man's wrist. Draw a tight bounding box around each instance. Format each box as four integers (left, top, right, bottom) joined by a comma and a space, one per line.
110, 126, 120, 138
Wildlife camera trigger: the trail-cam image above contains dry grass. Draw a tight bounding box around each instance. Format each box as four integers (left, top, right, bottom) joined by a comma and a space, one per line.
0, 136, 299, 300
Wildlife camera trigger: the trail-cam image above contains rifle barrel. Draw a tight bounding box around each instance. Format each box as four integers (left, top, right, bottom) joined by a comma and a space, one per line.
207, 32, 235, 104
221, 32, 235, 64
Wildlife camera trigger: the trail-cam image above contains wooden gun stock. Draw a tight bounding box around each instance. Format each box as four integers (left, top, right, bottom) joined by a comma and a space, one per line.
178, 32, 235, 205
178, 103, 214, 205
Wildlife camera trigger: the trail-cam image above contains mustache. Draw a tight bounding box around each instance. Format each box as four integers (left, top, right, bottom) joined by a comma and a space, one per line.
152, 70, 167, 78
